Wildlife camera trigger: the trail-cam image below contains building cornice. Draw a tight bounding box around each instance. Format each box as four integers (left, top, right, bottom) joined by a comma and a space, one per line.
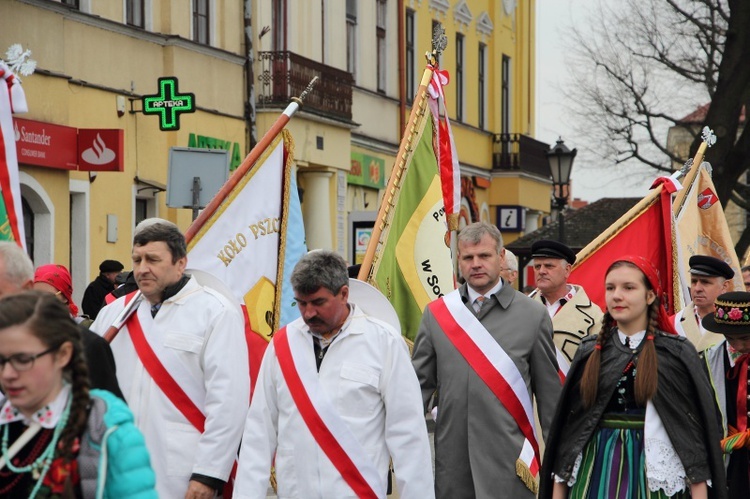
19, 0, 245, 66
351, 134, 399, 156
257, 109, 360, 130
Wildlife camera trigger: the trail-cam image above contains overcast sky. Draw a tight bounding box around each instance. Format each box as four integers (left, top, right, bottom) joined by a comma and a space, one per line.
535, 0, 656, 202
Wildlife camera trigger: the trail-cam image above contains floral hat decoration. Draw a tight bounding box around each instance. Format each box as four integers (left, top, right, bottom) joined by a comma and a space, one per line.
703, 291, 750, 336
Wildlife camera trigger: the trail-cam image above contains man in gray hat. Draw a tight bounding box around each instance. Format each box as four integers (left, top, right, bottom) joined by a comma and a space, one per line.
529, 239, 603, 375
672, 254, 735, 350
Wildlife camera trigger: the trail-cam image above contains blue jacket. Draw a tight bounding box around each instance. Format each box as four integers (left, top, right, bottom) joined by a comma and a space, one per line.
79, 389, 157, 498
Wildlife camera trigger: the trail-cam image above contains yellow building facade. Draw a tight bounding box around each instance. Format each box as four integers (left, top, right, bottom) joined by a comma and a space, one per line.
401, 0, 550, 243
1, 0, 549, 305
2, 0, 247, 304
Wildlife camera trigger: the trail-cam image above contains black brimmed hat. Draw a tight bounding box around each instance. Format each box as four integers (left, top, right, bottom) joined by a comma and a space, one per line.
702, 291, 750, 336
99, 259, 124, 273
689, 255, 735, 279
531, 239, 576, 265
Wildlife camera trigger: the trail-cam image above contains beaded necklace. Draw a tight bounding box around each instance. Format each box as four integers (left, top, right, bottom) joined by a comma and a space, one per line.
1, 392, 72, 498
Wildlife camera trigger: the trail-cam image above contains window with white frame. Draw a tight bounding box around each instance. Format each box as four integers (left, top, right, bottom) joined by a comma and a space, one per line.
376, 0, 387, 93
126, 0, 144, 28
502, 55, 511, 134
193, 0, 210, 45
478, 43, 486, 129
273, 0, 286, 51
346, 0, 357, 80
405, 9, 415, 104
455, 33, 464, 122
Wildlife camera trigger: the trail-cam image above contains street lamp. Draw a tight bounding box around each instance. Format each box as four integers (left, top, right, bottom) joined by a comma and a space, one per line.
546, 137, 577, 243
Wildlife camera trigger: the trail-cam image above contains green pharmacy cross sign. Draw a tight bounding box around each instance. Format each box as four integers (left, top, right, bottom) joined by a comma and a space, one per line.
142, 77, 196, 131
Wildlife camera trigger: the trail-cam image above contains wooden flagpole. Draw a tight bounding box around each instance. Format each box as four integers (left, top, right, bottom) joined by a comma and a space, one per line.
184, 77, 318, 242
358, 28, 447, 281
103, 79, 318, 343
672, 126, 716, 215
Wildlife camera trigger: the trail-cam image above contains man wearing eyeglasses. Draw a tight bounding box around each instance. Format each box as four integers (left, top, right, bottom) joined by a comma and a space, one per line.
529, 239, 602, 378
0, 242, 121, 398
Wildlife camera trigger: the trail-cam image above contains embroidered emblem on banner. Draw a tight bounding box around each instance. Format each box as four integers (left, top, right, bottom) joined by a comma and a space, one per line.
697, 188, 716, 210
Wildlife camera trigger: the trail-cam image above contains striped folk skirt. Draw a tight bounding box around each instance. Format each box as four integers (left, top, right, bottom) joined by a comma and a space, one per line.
569, 414, 689, 499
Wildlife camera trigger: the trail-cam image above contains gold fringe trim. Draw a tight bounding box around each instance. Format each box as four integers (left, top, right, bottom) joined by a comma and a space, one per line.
270, 466, 277, 492
515, 459, 539, 494
446, 213, 459, 232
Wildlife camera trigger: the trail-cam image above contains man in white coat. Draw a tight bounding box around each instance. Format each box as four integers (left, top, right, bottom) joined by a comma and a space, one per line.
91, 219, 249, 499
235, 250, 433, 499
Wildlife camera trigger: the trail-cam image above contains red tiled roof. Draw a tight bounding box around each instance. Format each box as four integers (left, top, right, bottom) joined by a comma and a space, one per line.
680, 102, 746, 124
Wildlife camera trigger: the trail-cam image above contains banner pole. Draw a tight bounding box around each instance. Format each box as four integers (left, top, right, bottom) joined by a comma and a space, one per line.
104, 78, 319, 344
185, 77, 318, 242
672, 127, 716, 215
358, 28, 448, 282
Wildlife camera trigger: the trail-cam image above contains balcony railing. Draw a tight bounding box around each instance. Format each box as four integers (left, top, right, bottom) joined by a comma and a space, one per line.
257, 51, 353, 121
493, 133, 551, 178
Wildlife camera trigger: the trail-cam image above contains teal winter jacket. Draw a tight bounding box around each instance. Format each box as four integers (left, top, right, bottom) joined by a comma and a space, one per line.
78, 389, 157, 498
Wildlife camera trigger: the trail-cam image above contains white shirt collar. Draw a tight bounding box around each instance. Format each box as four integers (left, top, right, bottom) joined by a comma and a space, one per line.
0, 384, 71, 429
467, 279, 503, 305
618, 329, 647, 349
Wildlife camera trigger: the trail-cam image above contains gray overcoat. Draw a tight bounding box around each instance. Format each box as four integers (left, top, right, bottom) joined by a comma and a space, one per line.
412, 282, 562, 499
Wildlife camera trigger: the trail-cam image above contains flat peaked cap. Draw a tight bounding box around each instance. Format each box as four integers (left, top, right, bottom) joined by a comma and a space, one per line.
99, 259, 124, 273
688, 255, 734, 279
531, 239, 576, 265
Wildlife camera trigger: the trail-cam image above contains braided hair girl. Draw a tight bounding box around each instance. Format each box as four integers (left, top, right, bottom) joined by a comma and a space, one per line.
540, 256, 727, 499
0, 291, 156, 498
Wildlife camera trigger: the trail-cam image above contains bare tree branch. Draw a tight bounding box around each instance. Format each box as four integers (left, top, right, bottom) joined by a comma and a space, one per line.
562, 0, 750, 257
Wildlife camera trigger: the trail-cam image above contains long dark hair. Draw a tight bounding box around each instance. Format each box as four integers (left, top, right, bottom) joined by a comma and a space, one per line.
580, 261, 659, 408
0, 291, 90, 460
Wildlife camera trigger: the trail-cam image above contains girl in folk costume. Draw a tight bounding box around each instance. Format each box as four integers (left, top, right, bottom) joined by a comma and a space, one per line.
0, 291, 156, 498
539, 256, 727, 499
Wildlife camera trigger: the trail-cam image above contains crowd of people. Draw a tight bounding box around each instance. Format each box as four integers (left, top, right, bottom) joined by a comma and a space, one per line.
0, 218, 748, 498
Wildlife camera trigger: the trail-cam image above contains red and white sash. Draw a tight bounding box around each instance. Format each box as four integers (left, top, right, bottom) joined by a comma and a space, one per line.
273, 326, 385, 499
126, 306, 206, 430
125, 303, 242, 496
428, 290, 540, 492
556, 351, 570, 380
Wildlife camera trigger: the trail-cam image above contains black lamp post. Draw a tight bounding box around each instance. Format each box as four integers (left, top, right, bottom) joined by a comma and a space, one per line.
546, 137, 577, 243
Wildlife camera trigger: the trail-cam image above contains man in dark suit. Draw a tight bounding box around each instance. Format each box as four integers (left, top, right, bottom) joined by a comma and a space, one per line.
412, 222, 561, 499
82, 259, 124, 319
